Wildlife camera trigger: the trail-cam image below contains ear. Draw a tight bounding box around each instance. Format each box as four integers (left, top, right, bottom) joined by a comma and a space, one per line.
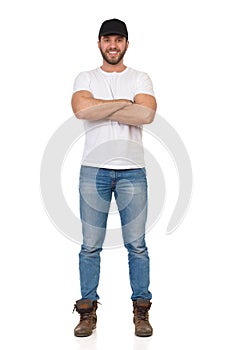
97, 40, 101, 49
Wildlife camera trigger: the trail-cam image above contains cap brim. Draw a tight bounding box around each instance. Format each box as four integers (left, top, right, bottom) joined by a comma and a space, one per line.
100, 31, 128, 38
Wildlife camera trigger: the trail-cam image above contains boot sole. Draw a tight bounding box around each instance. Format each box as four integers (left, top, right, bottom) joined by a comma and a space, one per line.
74, 332, 92, 337
135, 331, 153, 337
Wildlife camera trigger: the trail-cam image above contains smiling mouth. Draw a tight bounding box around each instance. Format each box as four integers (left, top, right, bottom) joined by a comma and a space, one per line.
107, 51, 119, 55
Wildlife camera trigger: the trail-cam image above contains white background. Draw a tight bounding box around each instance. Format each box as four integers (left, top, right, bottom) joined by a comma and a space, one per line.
1, 0, 233, 349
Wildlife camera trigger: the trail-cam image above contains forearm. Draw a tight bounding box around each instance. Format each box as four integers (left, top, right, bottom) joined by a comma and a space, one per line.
108, 103, 156, 126
72, 89, 132, 120
76, 100, 132, 121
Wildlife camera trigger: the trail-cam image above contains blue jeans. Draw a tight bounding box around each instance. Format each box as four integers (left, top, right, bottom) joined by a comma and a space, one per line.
79, 165, 152, 301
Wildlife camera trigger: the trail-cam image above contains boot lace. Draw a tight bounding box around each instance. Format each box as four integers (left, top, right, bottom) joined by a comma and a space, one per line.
72, 300, 100, 314
135, 306, 149, 321
72, 304, 77, 313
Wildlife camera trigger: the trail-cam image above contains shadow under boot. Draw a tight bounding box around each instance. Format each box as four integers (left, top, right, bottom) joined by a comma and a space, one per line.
133, 299, 153, 337
73, 299, 98, 337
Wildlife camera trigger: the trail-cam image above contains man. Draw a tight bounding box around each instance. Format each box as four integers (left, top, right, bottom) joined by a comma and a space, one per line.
71, 18, 157, 337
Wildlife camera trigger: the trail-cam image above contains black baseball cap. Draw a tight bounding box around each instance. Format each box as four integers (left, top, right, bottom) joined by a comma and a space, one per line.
98, 19, 128, 40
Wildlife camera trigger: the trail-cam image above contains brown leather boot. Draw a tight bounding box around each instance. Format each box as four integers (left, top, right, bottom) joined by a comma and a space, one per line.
133, 299, 153, 337
73, 299, 98, 337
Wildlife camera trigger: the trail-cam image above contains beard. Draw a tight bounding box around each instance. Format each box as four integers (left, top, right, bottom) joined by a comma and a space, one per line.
99, 46, 127, 65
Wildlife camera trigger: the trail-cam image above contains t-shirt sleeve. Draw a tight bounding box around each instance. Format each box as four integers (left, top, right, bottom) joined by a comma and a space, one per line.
135, 72, 155, 97
73, 71, 92, 93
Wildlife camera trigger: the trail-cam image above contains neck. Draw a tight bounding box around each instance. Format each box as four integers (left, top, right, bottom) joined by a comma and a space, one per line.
100, 60, 127, 73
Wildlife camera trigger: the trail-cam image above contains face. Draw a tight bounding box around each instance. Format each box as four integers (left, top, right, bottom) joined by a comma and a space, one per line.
98, 35, 129, 65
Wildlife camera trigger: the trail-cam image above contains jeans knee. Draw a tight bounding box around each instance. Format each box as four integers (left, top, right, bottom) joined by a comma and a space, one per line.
125, 239, 148, 255
80, 244, 102, 255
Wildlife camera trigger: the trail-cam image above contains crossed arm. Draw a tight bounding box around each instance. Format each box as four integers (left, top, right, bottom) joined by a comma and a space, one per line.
71, 90, 157, 126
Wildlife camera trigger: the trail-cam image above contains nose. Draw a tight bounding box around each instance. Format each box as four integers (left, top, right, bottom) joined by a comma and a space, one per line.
108, 39, 118, 48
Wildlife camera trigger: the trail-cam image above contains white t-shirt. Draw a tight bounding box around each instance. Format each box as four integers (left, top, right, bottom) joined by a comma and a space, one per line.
73, 67, 155, 169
